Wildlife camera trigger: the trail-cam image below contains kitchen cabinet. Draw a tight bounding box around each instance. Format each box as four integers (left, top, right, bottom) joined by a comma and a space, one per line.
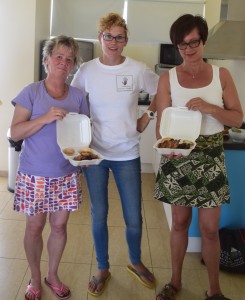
138, 105, 157, 173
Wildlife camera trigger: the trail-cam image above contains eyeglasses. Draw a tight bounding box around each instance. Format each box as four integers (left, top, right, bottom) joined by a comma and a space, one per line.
102, 33, 127, 43
177, 39, 201, 50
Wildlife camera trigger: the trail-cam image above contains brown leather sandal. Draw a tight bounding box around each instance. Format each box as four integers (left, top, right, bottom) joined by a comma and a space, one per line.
204, 291, 231, 300
156, 283, 179, 300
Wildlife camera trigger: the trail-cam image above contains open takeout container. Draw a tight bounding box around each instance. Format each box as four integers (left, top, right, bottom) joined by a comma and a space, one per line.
228, 128, 245, 143
57, 113, 104, 166
153, 107, 202, 156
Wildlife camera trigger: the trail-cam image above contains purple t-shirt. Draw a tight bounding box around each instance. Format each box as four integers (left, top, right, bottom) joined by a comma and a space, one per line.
11, 81, 89, 177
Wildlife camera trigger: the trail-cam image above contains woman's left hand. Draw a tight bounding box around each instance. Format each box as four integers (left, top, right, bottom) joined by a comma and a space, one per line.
186, 97, 213, 114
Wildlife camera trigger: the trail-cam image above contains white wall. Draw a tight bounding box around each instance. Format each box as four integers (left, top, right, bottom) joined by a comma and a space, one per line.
209, 0, 245, 116
209, 60, 245, 116
0, 0, 51, 175
1, 0, 245, 174
205, 0, 221, 29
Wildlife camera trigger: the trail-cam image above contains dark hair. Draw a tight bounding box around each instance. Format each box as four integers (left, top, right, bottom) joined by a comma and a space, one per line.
170, 14, 208, 47
42, 35, 81, 73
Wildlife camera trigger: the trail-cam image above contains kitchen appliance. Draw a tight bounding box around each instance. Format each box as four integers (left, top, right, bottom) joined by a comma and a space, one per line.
159, 43, 183, 66
204, 0, 245, 60
155, 43, 182, 75
138, 91, 150, 105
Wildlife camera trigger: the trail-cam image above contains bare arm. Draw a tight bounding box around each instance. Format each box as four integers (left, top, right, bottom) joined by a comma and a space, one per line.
156, 72, 172, 139
136, 95, 157, 133
186, 67, 243, 128
10, 104, 67, 142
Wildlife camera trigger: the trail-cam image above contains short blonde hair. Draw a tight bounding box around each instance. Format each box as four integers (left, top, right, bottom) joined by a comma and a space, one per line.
42, 35, 81, 73
98, 12, 128, 36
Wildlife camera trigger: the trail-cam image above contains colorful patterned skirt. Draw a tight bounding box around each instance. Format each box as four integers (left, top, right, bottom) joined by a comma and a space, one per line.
154, 133, 230, 208
14, 171, 82, 216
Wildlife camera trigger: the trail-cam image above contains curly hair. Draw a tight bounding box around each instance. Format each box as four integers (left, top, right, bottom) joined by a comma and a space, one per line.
98, 12, 128, 36
42, 35, 81, 73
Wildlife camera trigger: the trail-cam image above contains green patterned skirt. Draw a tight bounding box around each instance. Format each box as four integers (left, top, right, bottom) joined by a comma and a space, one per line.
154, 132, 230, 208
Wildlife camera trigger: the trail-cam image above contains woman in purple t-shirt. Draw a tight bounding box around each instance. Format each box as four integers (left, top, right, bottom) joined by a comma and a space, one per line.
10, 35, 89, 300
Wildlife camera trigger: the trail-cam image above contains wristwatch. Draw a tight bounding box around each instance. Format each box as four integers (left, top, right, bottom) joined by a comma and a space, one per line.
145, 110, 154, 120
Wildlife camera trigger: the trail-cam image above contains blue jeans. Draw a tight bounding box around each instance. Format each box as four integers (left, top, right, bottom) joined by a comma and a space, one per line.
83, 158, 142, 270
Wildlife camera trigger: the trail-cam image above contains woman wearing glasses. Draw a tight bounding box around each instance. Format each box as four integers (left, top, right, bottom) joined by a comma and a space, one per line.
155, 14, 243, 300
71, 12, 158, 296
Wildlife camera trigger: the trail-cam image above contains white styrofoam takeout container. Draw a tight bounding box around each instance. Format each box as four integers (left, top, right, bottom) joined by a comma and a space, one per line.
57, 112, 104, 166
228, 128, 245, 143
153, 107, 202, 156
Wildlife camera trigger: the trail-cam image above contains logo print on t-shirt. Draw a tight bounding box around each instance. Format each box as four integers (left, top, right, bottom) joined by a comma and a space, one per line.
116, 75, 133, 91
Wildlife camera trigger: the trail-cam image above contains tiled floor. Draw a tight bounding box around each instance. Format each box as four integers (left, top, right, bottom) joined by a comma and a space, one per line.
0, 173, 244, 300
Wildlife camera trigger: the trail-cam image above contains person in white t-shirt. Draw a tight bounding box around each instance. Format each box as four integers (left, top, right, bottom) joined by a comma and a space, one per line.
71, 12, 159, 297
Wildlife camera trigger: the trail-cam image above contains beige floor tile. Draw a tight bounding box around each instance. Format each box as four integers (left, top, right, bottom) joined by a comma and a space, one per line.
0, 219, 26, 259
0, 198, 26, 221
0, 176, 8, 192
68, 199, 91, 225
62, 223, 94, 264
39, 223, 94, 265
141, 173, 156, 202
0, 258, 28, 300
141, 172, 156, 185
147, 228, 172, 269
143, 200, 167, 229
219, 272, 245, 300
0, 191, 12, 214
183, 252, 205, 270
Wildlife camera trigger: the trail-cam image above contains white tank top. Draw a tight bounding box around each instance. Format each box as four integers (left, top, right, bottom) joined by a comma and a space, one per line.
169, 65, 224, 135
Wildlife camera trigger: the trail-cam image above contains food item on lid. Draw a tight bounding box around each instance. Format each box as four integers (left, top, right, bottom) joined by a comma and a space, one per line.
63, 147, 75, 156
78, 147, 92, 154
74, 148, 99, 161
158, 138, 194, 149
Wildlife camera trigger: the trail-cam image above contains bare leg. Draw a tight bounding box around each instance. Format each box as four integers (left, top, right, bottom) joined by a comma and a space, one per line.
24, 213, 47, 298
157, 206, 192, 300
169, 206, 192, 289
199, 207, 222, 296
46, 210, 70, 290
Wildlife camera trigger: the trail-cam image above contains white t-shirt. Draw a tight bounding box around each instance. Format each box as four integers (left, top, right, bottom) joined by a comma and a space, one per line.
169, 65, 224, 135
71, 57, 159, 160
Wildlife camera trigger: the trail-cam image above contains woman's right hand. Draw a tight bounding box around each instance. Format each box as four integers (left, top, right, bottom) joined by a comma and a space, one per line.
43, 106, 67, 124
11, 105, 67, 142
